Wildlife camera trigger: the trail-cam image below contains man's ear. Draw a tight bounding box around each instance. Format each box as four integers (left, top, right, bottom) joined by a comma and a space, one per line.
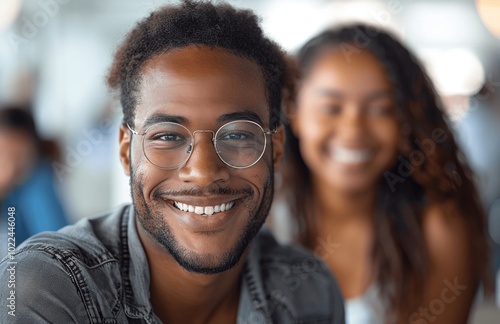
272, 125, 286, 170
119, 123, 131, 176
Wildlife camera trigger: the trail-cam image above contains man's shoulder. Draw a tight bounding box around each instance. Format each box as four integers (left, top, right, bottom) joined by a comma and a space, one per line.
249, 228, 345, 323
13, 204, 130, 266
0, 206, 130, 322
254, 227, 318, 261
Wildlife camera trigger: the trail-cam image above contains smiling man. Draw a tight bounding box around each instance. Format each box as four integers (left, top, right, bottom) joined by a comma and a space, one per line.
0, 1, 344, 323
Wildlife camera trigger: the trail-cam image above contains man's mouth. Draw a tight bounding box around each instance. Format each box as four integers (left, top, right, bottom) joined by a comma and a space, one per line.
173, 201, 236, 216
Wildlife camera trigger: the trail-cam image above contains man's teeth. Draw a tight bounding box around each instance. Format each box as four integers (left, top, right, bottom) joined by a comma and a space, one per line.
173, 201, 235, 216
332, 148, 372, 164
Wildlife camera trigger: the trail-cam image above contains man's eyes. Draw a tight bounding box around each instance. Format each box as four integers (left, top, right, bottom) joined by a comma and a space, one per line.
152, 133, 186, 141
219, 131, 254, 141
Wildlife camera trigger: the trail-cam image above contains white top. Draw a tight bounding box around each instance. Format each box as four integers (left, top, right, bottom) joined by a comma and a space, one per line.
345, 285, 386, 324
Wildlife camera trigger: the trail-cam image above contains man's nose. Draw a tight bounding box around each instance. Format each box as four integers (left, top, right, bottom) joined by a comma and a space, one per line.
177, 132, 230, 187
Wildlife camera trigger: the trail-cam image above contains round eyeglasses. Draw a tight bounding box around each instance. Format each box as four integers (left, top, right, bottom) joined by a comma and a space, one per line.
127, 120, 276, 169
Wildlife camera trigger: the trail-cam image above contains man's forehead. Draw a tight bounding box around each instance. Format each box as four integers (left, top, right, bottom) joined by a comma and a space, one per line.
140, 45, 263, 81
134, 45, 269, 127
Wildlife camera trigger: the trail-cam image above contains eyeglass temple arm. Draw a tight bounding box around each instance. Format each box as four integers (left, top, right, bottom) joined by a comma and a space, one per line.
265, 128, 278, 135
126, 123, 139, 135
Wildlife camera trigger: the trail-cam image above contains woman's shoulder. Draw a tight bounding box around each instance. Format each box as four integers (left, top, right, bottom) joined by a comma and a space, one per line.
410, 199, 480, 321
422, 200, 472, 267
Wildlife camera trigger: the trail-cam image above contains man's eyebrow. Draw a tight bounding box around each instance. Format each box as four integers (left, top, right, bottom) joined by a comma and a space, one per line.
217, 110, 265, 126
141, 114, 189, 130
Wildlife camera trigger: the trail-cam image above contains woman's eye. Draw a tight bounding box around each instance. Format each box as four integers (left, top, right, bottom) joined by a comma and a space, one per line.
368, 105, 393, 116
321, 104, 342, 115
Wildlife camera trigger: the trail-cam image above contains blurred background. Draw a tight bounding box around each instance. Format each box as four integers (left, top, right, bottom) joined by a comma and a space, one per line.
0, 0, 499, 321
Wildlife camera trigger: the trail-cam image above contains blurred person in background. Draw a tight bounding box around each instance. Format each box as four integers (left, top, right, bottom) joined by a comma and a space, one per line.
0, 106, 68, 254
281, 24, 491, 323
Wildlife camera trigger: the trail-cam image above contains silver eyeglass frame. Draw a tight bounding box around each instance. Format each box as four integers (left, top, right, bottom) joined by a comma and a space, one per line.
127, 120, 277, 169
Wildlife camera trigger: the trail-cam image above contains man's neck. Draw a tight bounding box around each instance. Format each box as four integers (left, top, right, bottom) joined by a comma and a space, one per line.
136, 221, 244, 324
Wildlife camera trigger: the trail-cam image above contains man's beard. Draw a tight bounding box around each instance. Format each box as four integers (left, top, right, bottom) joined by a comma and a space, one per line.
130, 167, 274, 275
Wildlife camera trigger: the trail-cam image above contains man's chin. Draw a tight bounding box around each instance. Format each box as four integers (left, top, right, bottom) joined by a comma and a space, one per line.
164, 244, 247, 275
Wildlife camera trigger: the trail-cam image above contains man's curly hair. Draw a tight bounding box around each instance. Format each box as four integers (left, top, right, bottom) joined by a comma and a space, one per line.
107, 0, 288, 129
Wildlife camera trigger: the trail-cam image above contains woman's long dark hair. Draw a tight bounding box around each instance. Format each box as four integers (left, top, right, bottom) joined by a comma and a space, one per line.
282, 24, 490, 313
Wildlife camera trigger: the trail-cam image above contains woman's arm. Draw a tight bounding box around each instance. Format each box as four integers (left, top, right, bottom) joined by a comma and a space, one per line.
403, 202, 478, 324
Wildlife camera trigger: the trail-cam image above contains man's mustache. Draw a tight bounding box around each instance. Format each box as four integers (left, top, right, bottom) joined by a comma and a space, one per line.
153, 187, 254, 198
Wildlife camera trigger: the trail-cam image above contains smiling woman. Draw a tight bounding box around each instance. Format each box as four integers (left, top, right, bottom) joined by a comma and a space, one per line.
281, 24, 491, 324
291, 49, 399, 194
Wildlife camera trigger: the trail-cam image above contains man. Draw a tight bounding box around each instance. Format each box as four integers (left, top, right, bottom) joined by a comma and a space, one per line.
0, 1, 344, 323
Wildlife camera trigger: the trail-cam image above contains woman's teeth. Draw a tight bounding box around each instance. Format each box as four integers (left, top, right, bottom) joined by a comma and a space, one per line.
331, 148, 372, 164
173, 201, 235, 216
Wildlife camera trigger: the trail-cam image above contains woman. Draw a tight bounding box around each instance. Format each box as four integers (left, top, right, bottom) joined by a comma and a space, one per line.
281, 24, 490, 323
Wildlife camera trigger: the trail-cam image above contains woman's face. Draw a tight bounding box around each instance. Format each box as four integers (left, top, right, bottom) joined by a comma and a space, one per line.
293, 48, 400, 194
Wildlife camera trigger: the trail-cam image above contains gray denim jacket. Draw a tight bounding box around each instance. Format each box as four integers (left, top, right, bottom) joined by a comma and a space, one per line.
0, 205, 344, 323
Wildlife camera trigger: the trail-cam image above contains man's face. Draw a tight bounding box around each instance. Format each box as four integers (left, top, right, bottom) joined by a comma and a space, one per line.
119, 45, 284, 274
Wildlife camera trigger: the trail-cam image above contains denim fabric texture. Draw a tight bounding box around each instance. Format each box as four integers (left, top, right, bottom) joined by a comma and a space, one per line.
0, 205, 345, 323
